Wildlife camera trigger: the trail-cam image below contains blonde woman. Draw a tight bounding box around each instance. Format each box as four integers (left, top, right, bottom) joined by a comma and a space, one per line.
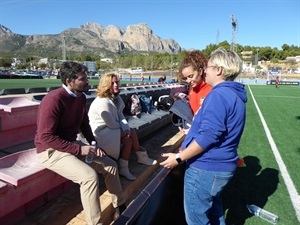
88, 73, 156, 181
161, 49, 247, 224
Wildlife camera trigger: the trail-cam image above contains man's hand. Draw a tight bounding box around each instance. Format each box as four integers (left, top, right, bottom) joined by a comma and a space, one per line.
81, 145, 91, 156
81, 145, 105, 157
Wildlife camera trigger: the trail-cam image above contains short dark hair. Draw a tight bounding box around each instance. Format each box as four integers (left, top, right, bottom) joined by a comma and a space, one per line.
59, 61, 88, 85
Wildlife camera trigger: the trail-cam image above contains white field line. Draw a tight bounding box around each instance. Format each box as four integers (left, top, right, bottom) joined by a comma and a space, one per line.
248, 85, 300, 221
251, 95, 300, 99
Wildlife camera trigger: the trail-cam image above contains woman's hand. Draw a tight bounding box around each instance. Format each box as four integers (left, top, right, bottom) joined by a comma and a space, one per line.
122, 129, 131, 138
178, 123, 191, 135
160, 153, 178, 169
96, 148, 106, 157
121, 130, 131, 138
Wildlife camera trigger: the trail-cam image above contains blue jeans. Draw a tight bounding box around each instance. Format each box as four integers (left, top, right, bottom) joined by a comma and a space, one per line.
184, 166, 234, 225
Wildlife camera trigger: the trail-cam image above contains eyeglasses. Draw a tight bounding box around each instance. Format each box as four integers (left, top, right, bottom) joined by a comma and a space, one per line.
204, 65, 217, 70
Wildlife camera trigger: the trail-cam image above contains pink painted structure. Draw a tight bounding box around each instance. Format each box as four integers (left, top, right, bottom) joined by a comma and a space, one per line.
0, 148, 71, 224
0, 97, 39, 149
0, 97, 71, 224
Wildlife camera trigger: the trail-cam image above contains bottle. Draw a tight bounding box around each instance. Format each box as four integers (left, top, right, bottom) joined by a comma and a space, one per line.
247, 204, 279, 224
85, 141, 96, 164
154, 101, 158, 110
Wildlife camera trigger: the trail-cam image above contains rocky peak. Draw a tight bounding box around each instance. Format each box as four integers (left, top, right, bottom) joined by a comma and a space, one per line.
125, 23, 153, 36
0, 25, 14, 35
0, 22, 181, 56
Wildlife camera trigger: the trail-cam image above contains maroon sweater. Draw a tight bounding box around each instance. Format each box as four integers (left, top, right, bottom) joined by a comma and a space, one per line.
35, 87, 95, 155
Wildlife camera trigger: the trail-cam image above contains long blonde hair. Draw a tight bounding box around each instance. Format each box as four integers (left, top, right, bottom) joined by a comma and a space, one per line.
96, 73, 119, 98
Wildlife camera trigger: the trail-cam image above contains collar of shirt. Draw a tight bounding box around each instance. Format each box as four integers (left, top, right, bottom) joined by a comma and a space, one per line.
62, 84, 82, 98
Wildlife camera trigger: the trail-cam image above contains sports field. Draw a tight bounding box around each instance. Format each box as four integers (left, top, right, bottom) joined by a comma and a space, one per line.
223, 84, 300, 224
0, 78, 102, 90
0, 80, 299, 224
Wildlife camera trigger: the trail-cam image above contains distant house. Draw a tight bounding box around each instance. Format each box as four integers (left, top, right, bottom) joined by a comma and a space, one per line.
11, 58, 22, 68
286, 56, 300, 62
241, 51, 253, 71
100, 58, 113, 64
130, 67, 144, 74
38, 58, 49, 65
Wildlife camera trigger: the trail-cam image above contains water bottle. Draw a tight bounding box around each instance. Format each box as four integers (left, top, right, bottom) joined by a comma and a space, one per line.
154, 101, 158, 110
85, 141, 96, 164
247, 204, 279, 224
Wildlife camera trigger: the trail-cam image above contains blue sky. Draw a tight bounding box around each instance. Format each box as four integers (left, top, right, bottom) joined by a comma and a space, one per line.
0, 0, 299, 50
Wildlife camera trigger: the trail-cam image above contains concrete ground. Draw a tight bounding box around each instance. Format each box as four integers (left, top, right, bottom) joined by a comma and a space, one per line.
16, 123, 185, 225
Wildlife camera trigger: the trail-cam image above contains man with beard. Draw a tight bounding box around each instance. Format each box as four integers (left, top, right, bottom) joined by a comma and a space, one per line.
34, 61, 125, 225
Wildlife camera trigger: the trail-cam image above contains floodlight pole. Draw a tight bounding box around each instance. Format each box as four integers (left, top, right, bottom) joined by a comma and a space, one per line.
230, 15, 238, 52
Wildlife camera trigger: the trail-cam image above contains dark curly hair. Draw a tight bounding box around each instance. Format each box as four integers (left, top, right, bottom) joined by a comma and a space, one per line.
59, 61, 88, 85
178, 50, 208, 82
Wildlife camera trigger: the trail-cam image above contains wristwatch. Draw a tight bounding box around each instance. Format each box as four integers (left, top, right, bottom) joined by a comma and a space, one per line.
175, 153, 183, 164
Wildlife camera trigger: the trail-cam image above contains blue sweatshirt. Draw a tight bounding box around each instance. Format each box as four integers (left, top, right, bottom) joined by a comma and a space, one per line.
182, 81, 247, 172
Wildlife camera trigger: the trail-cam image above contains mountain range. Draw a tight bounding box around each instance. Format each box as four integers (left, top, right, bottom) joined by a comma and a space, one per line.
0, 22, 182, 58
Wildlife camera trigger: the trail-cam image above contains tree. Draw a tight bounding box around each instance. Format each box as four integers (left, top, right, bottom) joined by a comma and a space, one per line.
39, 63, 48, 70
282, 44, 290, 51
83, 55, 93, 61
260, 48, 273, 61
2, 42, 299, 71
0, 57, 13, 68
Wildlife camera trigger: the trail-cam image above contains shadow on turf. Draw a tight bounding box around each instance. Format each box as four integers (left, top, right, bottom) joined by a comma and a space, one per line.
222, 155, 279, 225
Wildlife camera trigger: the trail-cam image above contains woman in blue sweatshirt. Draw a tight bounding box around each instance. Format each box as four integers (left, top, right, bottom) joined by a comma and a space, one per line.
161, 48, 247, 225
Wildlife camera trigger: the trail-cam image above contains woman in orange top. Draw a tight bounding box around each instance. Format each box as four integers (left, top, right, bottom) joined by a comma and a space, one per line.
177, 50, 245, 167
188, 80, 212, 114
177, 50, 212, 133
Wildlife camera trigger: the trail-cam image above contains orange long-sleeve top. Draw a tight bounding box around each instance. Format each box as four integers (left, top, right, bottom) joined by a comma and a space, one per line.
188, 82, 212, 115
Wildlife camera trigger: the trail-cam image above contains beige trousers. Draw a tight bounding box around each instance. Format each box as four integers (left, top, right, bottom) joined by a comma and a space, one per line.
37, 148, 125, 225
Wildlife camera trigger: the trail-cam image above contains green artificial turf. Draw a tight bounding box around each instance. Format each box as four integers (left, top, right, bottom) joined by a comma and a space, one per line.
0, 78, 137, 90
223, 84, 300, 224
0, 79, 63, 89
